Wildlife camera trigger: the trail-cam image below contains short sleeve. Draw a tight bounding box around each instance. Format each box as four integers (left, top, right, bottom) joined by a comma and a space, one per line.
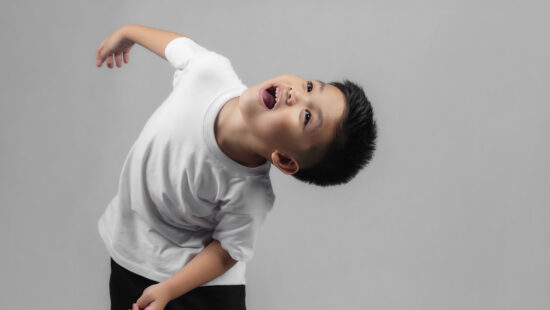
211, 173, 275, 263
164, 37, 209, 70
212, 211, 268, 263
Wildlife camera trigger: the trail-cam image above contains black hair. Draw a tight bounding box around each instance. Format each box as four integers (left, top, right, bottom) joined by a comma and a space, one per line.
292, 80, 377, 186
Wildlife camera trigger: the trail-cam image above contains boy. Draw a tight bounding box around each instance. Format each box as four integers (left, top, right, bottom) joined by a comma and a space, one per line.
95, 24, 377, 310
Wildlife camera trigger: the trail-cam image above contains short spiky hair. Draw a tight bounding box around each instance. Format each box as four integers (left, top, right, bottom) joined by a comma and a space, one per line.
292, 80, 377, 186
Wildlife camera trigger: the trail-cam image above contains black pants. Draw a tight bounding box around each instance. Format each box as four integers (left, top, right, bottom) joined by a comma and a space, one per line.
109, 258, 246, 310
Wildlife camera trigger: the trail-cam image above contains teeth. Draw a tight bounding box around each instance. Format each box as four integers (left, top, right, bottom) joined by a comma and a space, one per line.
275, 87, 278, 103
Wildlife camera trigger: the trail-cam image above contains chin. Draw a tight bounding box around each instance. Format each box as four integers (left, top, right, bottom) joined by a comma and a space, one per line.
240, 87, 256, 105
237, 91, 258, 124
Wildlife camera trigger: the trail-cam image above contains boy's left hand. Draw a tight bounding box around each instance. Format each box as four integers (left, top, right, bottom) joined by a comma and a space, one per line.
131, 283, 172, 310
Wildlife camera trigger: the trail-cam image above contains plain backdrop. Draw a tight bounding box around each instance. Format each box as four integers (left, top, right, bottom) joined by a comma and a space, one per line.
1, 1, 549, 309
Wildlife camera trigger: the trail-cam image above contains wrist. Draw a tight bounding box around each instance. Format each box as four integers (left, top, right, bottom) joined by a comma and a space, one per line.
161, 279, 182, 301
120, 24, 136, 40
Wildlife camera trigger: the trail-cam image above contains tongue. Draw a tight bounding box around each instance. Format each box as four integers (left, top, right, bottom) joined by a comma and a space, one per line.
262, 89, 275, 109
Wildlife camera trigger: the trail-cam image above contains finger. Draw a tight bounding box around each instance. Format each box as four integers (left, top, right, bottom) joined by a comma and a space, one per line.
96, 54, 105, 67
106, 54, 114, 68
95, 47, 104, 67
136, 295, 152, 309
144, 301, 160, 310
123, 50, 130, 64
133, 302, 139, 310
123, 46, 132, 64
115, 52, 122, 67
95, 42, 104, 56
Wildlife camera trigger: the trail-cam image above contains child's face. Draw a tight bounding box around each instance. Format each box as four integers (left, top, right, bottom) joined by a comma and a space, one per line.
239, 74, 346, 173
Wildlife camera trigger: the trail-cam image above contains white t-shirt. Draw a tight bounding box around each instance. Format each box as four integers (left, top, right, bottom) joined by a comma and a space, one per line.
98, 37, 275, 286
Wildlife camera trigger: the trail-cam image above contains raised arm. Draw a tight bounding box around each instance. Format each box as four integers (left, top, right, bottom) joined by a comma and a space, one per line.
132, 240, 237, 310
96, 24, 184, 68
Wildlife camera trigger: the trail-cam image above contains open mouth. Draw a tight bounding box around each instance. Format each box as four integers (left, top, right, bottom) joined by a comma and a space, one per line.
261, 85, 279, 109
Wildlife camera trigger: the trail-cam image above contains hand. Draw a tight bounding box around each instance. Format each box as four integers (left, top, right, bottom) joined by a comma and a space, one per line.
96, 26, 135, 68
131, 283, 172, 310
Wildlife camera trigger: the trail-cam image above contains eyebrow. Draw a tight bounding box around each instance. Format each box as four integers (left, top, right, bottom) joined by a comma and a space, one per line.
314, 109, 323, 132
316, 80, 326, 93
310, 81, 325, 132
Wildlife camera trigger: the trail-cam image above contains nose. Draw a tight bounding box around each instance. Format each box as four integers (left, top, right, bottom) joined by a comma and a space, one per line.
287, 87, 302, 106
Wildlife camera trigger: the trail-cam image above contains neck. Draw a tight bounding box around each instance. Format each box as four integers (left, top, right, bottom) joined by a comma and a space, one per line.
214, 97, 268, 168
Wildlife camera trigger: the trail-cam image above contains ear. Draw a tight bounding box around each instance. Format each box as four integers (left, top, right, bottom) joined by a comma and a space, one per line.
271, 150, 300, 175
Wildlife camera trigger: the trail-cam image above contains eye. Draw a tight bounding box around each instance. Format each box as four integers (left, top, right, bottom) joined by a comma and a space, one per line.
304, 110, 312, 125
307, 81, 313, 92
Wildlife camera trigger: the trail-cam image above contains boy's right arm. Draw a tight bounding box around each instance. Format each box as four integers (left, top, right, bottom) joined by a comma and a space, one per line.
131, 239, 237, 310
96, 24, 184, 68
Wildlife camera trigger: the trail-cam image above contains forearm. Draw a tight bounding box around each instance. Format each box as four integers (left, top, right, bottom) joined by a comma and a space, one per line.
162, 240, 237, 300
122, 24, 184, 60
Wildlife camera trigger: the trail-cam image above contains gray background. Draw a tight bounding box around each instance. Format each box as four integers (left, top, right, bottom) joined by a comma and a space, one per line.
1, 0, 548, 309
